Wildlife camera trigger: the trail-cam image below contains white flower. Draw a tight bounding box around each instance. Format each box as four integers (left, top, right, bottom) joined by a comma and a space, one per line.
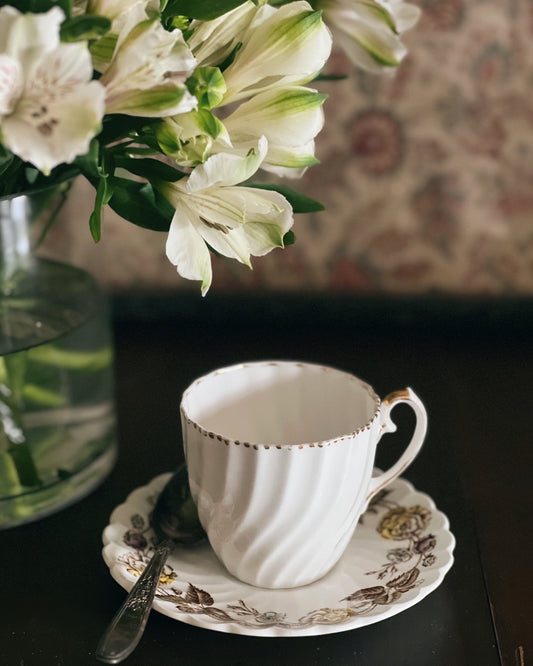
316, 0, 421, 72
99, 13, 197, 116
221, 1, 332, 105
87, 0, 159, 72
0, 6, 105, 174
160, 137, 293, 295
187, 0, 258, 67
220, 86, 326, 178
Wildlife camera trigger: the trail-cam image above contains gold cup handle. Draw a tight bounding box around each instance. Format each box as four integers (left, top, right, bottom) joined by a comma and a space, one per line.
366, 387, 428, 501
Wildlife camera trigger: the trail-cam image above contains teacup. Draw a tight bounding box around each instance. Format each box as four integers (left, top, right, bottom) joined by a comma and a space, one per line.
180, 361, 427, 589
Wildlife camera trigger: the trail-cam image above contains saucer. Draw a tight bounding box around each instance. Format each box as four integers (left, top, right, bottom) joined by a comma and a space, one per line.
102, 473, 455, 637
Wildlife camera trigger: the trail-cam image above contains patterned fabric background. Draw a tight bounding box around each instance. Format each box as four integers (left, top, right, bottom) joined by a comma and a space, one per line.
41, 0, 533, 295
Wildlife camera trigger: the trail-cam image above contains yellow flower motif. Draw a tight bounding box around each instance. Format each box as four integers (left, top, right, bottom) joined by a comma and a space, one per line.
378, 505, 431, 540
158, 569, 177, 585
305, 607, 355, 624
124, 560, 176, 585
125, 562, 143, 578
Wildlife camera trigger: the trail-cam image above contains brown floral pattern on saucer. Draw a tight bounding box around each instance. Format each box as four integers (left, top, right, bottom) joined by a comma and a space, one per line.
103, 473, 455, 637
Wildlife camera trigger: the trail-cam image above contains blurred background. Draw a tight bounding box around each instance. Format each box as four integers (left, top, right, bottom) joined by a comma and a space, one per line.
37, 0, 533, 302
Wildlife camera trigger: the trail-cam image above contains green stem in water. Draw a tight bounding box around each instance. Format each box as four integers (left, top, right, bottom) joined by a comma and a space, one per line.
0, 355, 43, 489
0, 400, 43, 488
27, 344, 112, 371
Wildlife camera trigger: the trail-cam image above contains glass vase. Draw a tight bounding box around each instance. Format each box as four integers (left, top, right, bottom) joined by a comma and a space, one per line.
0, 190, 117, 528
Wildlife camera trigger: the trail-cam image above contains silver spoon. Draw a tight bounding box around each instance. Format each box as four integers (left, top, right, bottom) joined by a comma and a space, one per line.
95, 465, 205, 664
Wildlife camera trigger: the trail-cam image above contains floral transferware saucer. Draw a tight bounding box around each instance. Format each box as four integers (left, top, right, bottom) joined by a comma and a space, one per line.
102, 473, 455, 638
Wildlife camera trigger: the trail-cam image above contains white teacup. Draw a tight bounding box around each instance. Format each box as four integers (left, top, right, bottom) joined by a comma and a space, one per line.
181, 361, 427, 589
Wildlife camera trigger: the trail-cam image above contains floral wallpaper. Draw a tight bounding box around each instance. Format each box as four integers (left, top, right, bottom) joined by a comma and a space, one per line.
42, 0, 533, 295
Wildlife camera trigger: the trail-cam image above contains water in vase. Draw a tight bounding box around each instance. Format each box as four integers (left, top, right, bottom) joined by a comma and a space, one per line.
0, 267, 117, 527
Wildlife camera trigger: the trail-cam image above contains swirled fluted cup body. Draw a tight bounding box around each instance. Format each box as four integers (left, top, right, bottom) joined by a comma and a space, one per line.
181, 361, 427, 589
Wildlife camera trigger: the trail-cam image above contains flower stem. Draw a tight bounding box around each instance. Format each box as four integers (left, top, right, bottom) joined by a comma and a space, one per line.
0, 354, 43, 489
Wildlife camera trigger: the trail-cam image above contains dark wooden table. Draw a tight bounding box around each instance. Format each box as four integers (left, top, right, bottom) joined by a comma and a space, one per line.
2, 294, 531, 666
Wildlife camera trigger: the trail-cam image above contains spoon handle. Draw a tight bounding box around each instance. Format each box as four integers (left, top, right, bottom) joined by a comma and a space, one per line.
96, 539, 173, 664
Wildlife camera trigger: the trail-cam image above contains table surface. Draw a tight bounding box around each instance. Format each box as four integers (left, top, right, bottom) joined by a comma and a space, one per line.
2, 295, 531, 666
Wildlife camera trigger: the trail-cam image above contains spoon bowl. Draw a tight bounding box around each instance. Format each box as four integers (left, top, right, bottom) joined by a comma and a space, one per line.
151, 466, 206, 545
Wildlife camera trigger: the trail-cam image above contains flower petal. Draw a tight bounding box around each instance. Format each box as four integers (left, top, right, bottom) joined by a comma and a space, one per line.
197, 219, 252, 268
334, 10, 407, 68
188, 1, 258, 67
194, 186, 293, 257
222, 2, 332, 104
3, 80, 105, 173
166, 202, 213, 296
101, 16, 197, 116
0, 7, 20, 53
258, 140, 319, 176
0, 6, 63, 69
320, 0, 420, 72
226, 186, 293, 233
105, 17, 196, 86
224, 87, 326, 147
386, 0, 421, 32
0, 55, 23, 115
186, 137, 267, 191
239, 190, 293, 255
105, 85, 197, 117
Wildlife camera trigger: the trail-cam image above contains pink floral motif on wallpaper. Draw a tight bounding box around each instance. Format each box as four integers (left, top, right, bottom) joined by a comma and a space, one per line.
350, 110, 404, 176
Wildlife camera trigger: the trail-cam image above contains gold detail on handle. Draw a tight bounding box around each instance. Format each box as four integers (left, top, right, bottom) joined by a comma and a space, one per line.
383, 388, 410, 405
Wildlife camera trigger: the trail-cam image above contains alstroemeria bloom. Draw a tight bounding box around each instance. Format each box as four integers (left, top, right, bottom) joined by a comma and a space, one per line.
87, 0, 159, 72
221, 1, 332, 105
0, 6, 105, 174
220, 86, 326, 178
187, 0, 258, 67
99, 13, 197, 116
314, 0, 420, 72
160, 137, 293, 295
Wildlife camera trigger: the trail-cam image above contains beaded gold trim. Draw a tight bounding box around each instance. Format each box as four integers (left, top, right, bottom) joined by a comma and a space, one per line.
181, 361, 382, 450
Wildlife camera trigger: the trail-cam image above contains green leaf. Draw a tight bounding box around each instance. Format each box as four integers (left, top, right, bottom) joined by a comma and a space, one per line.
163, 0, 247, 21
89, 209, 101, 242
90, 175, 114, 242
102, 177, 175, 231
217, 41, 242, 71
113, 155, 186, 182
283, 230, 295, 246
60, 15, 111, 42
0, 155, 24, 196
0, 0, 71, 15
0, 146, 15, 178
245, 183, 324, 214
314, 73, 348, 82
75, 139, 100, 178
97, 115, 159, 145
24, 167, 39, 185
